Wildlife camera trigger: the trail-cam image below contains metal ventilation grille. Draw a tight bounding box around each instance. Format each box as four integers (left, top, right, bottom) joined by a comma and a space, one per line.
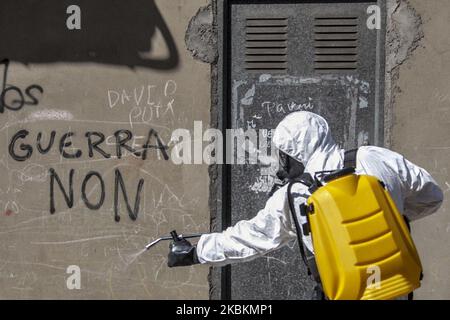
314, 16, 358, 72
245, 18, 288, 73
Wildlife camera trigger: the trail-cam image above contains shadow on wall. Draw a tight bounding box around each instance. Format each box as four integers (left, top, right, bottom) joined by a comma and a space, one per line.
0, 0, 179, 70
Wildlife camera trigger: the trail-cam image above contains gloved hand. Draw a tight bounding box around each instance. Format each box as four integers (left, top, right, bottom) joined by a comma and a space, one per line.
167, 237, 200, 267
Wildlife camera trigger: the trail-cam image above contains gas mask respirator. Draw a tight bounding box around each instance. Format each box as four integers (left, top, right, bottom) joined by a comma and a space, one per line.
276, 150, 305, 181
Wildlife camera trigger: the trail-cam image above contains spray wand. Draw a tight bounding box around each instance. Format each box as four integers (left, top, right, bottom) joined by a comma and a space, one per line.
144, 230, 204, 251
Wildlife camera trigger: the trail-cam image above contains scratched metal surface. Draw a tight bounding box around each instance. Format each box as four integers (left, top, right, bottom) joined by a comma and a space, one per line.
228, 1, 382, 299
0, 0, 210, 299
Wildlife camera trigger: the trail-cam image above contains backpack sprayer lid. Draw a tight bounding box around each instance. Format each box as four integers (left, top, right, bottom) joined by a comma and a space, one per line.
322, 167, 356, 183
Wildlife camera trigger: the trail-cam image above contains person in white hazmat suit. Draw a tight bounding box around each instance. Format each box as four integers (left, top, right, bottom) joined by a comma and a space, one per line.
167, 111, 444, 294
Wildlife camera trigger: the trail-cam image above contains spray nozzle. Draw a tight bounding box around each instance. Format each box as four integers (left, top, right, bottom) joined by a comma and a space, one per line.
144, 230, 205, 251
170, 230, 180, 241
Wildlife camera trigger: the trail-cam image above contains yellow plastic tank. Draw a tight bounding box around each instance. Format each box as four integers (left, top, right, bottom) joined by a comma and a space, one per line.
307, 173, 422, 300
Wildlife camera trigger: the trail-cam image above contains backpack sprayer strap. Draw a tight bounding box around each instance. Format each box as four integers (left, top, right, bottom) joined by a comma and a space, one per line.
287, 180, 309, 268
344, 148, 358, 169
286, 176, 321, 283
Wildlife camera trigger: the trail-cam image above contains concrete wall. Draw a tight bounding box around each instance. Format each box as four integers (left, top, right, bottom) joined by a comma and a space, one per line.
1, 0, 448, 300
0, 0, 211, 299
387, 0, 450, 299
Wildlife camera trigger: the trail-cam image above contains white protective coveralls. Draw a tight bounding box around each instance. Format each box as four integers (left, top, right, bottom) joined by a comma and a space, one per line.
196, 111, 444, 266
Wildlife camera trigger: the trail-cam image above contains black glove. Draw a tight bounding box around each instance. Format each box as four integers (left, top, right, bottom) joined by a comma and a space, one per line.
167, 238, 200, 267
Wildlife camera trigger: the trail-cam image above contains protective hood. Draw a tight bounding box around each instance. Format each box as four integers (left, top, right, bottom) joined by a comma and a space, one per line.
272, 111, 343, 175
